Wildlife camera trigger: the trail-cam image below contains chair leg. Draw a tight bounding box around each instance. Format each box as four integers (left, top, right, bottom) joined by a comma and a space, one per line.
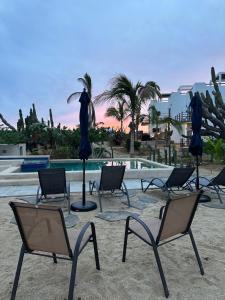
214, 186, 223, 204
122, 222, 129, 262
52, 253, 57, 264
89, 181, 94, 195
143, 183, 151, 193
152, 246, 169, 298
122, 182, 130, 207
68, 255, 79, 300
11, 245, 25, 300
91, 224, 100, 270
98, 192, 103, 212
189, 229, 204, 275
141, 179, 144, 191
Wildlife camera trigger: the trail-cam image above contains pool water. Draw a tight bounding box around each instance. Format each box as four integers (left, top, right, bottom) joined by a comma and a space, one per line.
19, 158, 165, 172
50, 160, 161, 171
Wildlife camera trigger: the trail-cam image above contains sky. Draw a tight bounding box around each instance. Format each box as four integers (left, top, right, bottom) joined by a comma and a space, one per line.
0, 0, 225, 130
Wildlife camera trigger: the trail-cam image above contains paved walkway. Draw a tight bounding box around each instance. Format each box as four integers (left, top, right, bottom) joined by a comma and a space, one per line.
0, 179, 142, 197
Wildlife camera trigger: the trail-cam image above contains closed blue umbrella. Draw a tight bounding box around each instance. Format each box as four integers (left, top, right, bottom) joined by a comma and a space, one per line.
71, 89, 97, 211
189, 93, 203, 158
79, 89, 92, 160
189, 93, 202, 190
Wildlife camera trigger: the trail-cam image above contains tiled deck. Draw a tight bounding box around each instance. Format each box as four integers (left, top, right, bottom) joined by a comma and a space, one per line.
0, 179, 142, 197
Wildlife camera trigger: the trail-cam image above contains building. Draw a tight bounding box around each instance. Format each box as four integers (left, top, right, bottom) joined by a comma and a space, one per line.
148, 71, 225, 144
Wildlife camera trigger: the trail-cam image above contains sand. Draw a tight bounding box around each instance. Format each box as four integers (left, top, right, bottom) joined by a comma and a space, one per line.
0, 190, 225, 300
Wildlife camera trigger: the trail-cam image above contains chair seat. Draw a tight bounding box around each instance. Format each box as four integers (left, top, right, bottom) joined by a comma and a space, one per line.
129, 218, 161, 243
151, 178, 165, 188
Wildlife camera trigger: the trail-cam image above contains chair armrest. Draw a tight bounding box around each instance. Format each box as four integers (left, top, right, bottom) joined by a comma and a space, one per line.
159, 206, 166, 219
73, 222, 95, 255
126, 215, 156, 245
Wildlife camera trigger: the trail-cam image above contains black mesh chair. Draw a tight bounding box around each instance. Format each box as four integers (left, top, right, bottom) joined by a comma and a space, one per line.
89, 165, 130, 212
141, 167, 195, 198
122, 192, 204, 298
36, 168, 70, 213
190, 167, 225, 203
9, 201, 100, 300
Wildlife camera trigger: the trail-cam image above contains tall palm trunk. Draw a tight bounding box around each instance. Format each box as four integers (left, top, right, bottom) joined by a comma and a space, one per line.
130, 116, 135, 156
120, 120, 123, 132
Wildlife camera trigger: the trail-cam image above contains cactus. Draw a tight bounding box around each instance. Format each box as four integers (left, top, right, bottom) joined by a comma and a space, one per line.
190, 67, 225, 140
17, 109, 24, 131
49, 108, 54, 128
32, 103, 38, 123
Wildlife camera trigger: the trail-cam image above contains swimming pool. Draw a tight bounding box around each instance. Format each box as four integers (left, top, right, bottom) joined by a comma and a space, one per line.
18, 158, 166, 172
49, 159, 164, 172
0, 157, 173, 185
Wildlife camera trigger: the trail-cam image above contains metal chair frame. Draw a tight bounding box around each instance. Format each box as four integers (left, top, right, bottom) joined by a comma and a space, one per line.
9, 202, 100, 300
122, 192, 204, 298
89, 165, 130, 212
36, 168, 71, 213
141, 167, 195, 198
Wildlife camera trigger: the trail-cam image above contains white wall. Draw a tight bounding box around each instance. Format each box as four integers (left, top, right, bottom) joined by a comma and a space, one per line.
0, 144, 26, 156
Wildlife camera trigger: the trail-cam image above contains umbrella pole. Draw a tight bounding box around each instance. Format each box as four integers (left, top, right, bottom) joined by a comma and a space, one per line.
70, 159, 97, 212
196, 155, 199, 190
82, 159, 86, 206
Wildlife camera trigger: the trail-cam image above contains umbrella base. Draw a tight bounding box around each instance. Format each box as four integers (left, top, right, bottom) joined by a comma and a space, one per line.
198, 194, 211, 203
70, 201, 97, 212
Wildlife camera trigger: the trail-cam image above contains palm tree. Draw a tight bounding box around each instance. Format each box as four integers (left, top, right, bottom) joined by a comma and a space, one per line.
95, 75, 161, 155
67, 73, 96, 128
152, 106, 183, 165
105, 100, 128, 132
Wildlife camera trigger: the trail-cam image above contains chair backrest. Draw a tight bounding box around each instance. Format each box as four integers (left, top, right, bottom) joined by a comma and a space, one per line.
166, 167, 195, 188
211, 167, 225, 186
38, 168, 66, 195
9, 202, 72, 257
156, 192, 201, 243
99, 165, 125, 191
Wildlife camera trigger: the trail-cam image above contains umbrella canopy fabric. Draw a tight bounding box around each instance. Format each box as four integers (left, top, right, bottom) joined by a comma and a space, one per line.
79, 90, 92, 160
189, 93, 203, 157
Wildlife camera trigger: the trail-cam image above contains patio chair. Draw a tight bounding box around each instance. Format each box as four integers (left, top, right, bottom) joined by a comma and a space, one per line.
141, 167, 195, 198
190, 167, 225, 203
9, 201, 100, 300
36, 168, 70, 213
122, 191, 204, 298
89, 165, 130, 212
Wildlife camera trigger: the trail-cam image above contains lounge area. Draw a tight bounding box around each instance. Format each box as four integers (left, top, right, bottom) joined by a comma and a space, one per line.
1, 185, 225, 299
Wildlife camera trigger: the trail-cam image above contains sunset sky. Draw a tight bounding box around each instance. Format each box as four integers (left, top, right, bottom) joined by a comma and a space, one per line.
0, 0, 225, 130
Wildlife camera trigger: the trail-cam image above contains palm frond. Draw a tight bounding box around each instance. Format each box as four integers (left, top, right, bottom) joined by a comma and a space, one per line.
159, 117, 183, 133
66, 92, 82, 103
77, 73, 92, 98
105, 107, 120, 119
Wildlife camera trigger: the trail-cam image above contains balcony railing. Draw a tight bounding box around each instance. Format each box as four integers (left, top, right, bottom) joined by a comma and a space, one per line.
174, 112, 191, 122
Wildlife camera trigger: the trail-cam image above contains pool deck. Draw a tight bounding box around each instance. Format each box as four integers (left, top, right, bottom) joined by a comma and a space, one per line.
0, 179, 143, 197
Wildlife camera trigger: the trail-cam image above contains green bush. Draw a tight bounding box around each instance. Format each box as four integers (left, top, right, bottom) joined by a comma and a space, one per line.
125, 139, 141, 152
110, 131, 126, 146
50, 146, 79, 159
203, 138, 225, 162
0, 130, 26, 144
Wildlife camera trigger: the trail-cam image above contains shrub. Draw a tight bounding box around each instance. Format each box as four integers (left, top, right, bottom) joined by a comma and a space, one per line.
125, 139, 141, 152
50, 146, 79, 159
110, 131, 126, 146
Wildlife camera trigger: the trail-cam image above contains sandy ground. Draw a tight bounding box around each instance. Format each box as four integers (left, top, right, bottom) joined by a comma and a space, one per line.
0, 190, 225, 300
